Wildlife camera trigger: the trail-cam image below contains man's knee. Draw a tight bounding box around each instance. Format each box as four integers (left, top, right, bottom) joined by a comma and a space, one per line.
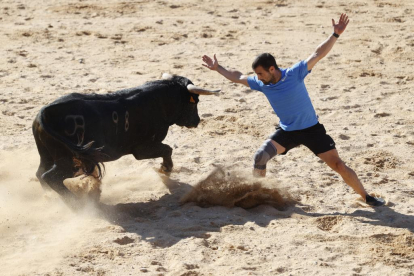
253, 139, 277, 170
331, 159, 347, 174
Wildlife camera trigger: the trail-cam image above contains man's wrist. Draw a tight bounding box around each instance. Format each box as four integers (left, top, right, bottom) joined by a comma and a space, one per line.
216, 65, 224, 72
332, 32, 339, 38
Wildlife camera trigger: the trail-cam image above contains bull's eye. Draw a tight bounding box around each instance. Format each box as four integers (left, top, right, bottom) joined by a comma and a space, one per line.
190, 96, 196, 103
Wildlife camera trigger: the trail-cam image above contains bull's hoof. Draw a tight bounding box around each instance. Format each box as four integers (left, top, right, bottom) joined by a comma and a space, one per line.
158, 164, 172, 176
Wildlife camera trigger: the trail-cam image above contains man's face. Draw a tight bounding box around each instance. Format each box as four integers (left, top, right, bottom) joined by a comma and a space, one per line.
254, 66, 276, 85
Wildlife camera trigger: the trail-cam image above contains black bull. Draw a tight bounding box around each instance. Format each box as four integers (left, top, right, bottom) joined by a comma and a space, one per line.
32, 75, 219, 202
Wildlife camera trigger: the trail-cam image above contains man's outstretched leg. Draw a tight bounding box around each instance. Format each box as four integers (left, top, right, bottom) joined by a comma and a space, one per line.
318, 149, 385, 206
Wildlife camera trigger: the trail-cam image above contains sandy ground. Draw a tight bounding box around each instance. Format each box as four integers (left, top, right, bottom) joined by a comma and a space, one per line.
1, 0, 414, 275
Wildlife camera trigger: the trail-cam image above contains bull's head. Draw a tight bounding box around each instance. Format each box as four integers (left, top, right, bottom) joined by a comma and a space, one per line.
162, 73, 220, 128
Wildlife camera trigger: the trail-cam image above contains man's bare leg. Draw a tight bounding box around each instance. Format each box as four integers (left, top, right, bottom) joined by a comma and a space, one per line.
318, 149, 368, 198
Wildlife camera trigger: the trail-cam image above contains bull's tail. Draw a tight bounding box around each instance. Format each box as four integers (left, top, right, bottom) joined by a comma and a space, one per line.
71, 141, 106, 179
37, 109, 107, 179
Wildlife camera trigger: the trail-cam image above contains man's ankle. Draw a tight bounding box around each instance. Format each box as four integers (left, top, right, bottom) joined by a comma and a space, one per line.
253, 168, 266, 178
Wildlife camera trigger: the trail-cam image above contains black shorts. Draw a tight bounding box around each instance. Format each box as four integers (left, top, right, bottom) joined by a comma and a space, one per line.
269, 123, 336, 155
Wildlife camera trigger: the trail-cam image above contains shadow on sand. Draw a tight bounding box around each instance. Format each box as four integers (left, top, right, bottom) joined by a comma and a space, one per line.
95, 175, 300, 248
344, 205, 414, 233
93, 173, 413, 249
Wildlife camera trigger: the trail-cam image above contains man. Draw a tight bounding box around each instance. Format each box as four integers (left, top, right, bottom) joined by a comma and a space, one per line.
202, 14, 385, 206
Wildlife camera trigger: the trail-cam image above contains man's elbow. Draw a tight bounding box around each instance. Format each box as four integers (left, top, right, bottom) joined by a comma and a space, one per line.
237, 75, 249, 87
312, 51, 326, 60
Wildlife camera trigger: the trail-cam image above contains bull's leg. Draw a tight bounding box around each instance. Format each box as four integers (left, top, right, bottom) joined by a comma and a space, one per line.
33, 119, 85, 209
34, 132, 55, 190
41, 159, 76, 198
42, 163, 88, 210
132, 143, 173, 173
37, 158, 55, 190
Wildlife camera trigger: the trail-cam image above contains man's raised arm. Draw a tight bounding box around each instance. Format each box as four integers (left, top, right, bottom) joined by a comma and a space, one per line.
306, 13, 349, 71
202, 54, 249, 87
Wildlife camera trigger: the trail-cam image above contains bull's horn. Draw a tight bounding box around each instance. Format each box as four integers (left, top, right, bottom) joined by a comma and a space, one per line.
187, 84, 221, 95
161, 73, 174, 80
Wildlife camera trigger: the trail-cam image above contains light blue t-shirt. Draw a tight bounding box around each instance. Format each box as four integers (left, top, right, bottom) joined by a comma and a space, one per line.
247, 60, 318, 131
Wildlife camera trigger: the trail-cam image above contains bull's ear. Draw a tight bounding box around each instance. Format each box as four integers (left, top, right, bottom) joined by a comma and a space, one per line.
161, 73, 174, 80
190, 96, 196, 103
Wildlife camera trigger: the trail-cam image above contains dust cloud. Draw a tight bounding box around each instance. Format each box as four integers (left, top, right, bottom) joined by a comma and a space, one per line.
0, 148, 177, 275
181, 166, 297, 210
0, 149, 101, 276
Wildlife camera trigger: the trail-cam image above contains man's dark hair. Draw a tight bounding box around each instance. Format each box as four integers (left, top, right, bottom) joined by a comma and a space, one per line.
252, 53, 279, 71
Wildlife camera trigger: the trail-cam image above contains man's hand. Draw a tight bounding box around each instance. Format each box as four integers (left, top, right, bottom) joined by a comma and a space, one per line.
306, 13, 349, 71
202, 54, 249, 87
202, 54, 219, 71
332, 13, 349, 35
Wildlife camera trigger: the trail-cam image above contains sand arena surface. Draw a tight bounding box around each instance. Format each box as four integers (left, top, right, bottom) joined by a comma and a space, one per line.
1, 0, 414, 275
